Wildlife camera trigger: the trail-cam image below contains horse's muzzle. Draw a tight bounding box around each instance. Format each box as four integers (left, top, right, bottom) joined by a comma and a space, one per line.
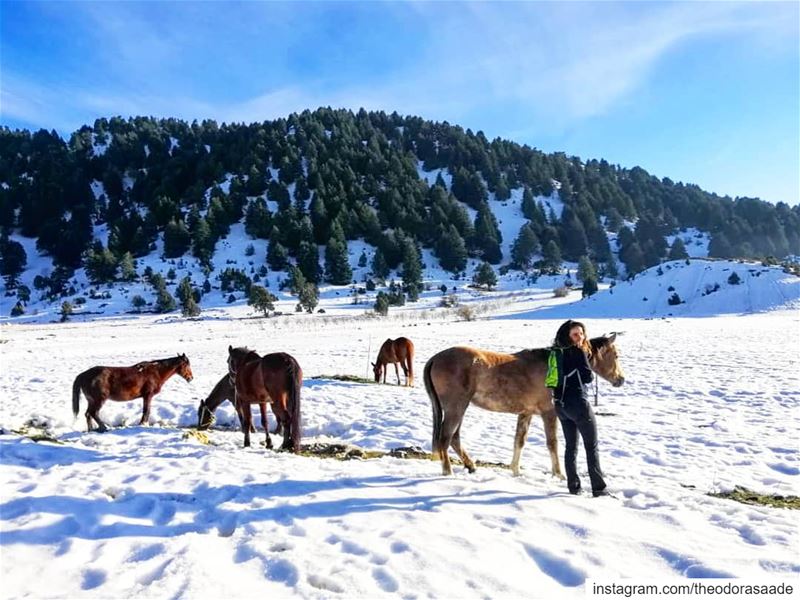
613, 377, 625, 387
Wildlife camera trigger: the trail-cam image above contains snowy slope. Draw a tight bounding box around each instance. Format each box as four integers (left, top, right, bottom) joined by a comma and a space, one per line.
525, 259, 800, 319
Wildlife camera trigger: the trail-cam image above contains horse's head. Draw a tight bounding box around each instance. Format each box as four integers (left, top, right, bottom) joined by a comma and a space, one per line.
196, 399, 215, 430
372, 361, 383, 383
177, 353, 193, 382
228, 346, 253, 377
589, 333, 625, 387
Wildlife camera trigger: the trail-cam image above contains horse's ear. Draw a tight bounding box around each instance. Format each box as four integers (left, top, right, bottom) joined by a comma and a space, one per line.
608, 332, 617, 343
371, 362, 376, 367
228, 345, 233, 353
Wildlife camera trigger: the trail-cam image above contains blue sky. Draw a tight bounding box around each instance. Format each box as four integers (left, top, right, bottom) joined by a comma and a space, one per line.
1, 1, 798, 205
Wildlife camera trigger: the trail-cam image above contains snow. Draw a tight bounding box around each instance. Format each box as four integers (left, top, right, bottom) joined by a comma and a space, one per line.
91, 133, 108, 157
524, 259, 800, 319
667, 228, 711, 258
1, 299, 798, 597
416, 162, 452, 189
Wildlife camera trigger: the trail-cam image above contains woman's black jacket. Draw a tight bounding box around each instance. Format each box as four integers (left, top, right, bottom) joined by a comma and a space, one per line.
554, 345, 594, 403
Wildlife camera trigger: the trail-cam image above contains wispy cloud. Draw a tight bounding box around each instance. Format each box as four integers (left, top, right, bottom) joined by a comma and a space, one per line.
1, 1, 796, 141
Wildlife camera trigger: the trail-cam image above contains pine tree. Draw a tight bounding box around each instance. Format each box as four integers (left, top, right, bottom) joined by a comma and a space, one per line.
60, 301, 74, 322
84, 242, 118, 284
401, 238, 423, 296
118, 252, 137, 281
668, 237, 689, 260
177, 277, 201, 317
436, 225, 468, 273
371, 248, 390, 280
267, 229, 290, 271
325, 236, 352, 285
190, 217, 214, 264
298, 240, 321, 283
0, 236, 27, 288
249, 285, 278, 316
582, 276, 598, 298
621, 242, 645, 275
577, 255, 597, 282
474, 205, 503, 263
298, 282, 319, 313
374, 291, 390, 316
245, 198, 272, 239
164, 219, 191, 258
473, 262, 497, 290
542, 240, 562, 274
511, 224, 539, 270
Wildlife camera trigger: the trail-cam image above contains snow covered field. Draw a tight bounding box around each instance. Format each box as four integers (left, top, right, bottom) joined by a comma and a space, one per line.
1, 295, 798, 598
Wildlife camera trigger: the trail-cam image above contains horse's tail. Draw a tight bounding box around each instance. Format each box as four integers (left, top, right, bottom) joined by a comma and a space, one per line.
287, 356, 302, 452
424, 357, 443, 460
407, 341, 415, 387
72, 373, 83, 419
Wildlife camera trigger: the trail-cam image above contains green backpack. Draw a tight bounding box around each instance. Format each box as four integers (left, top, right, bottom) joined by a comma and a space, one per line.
545, 348, 564, 391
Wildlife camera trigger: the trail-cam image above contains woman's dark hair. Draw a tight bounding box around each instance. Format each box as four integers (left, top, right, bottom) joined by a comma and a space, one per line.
554, 319, 590, 354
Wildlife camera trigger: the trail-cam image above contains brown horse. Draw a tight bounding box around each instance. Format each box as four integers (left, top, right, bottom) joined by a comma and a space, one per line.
372, 337, 414, 386
72, 354, 193, 432
424, 334, 625, 476
196, 374, 281, 435
227, 346, 302, 451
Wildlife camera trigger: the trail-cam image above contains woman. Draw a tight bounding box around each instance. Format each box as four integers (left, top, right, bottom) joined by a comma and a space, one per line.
553, 319, 609, 497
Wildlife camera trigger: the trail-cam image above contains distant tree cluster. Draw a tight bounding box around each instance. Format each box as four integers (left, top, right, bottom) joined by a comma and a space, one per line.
0, 108, 796, 303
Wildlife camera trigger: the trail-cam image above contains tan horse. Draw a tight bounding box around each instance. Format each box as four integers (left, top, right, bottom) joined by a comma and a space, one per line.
424, 334, 625, 476
373, 337, 414, 386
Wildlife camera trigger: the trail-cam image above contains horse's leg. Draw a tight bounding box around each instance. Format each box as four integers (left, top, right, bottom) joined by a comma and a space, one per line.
260, 402, 272, 449
400, 362, 409, 387
241, 402, 253, 448
439, 402, 469, 476
394, 362, 401, 385
450, 425, 475, 473
510, 414, 533, 476
383, 364, 387, 384
139, 392, 153, 426
542, 410, 564, 479
88, 397, 108, 433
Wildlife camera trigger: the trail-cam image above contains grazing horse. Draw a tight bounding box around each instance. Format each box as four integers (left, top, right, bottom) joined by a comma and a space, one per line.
72, 354, 193, 432
196, 374, 281, 435
372, 337, 414, 386
425, 334, 625, 476
227, 346, 302, 451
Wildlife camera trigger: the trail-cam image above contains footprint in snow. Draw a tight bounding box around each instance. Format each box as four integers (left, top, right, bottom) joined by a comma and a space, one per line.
81, 568, 107, 590
522, 543, 585, 587
129, 543, 166, 562
372, 566, 399, 593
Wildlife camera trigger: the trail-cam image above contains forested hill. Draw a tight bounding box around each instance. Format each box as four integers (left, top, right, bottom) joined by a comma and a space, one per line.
1, 108, 798, 299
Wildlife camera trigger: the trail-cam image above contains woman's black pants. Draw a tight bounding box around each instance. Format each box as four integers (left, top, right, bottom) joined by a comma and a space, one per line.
556, 397, 607, 494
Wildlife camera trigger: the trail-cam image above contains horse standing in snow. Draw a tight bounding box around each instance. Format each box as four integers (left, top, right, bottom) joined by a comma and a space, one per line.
227, 346, 302, 452
72, 354, 194, 432
424, 334, 625, 476
372, 337, 414, 386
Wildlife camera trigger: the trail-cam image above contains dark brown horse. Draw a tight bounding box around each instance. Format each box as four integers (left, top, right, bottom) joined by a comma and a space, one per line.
227, 346, 302, 451
72, 354, 193, 432
196, 374, 281, 435
372, 337, 414, 386
424, 334, 625, 476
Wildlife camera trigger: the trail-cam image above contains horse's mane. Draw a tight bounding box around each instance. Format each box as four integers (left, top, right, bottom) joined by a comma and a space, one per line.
520, 336, 612, 360
589, 336, 612, 352
231, 347, 260, 362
